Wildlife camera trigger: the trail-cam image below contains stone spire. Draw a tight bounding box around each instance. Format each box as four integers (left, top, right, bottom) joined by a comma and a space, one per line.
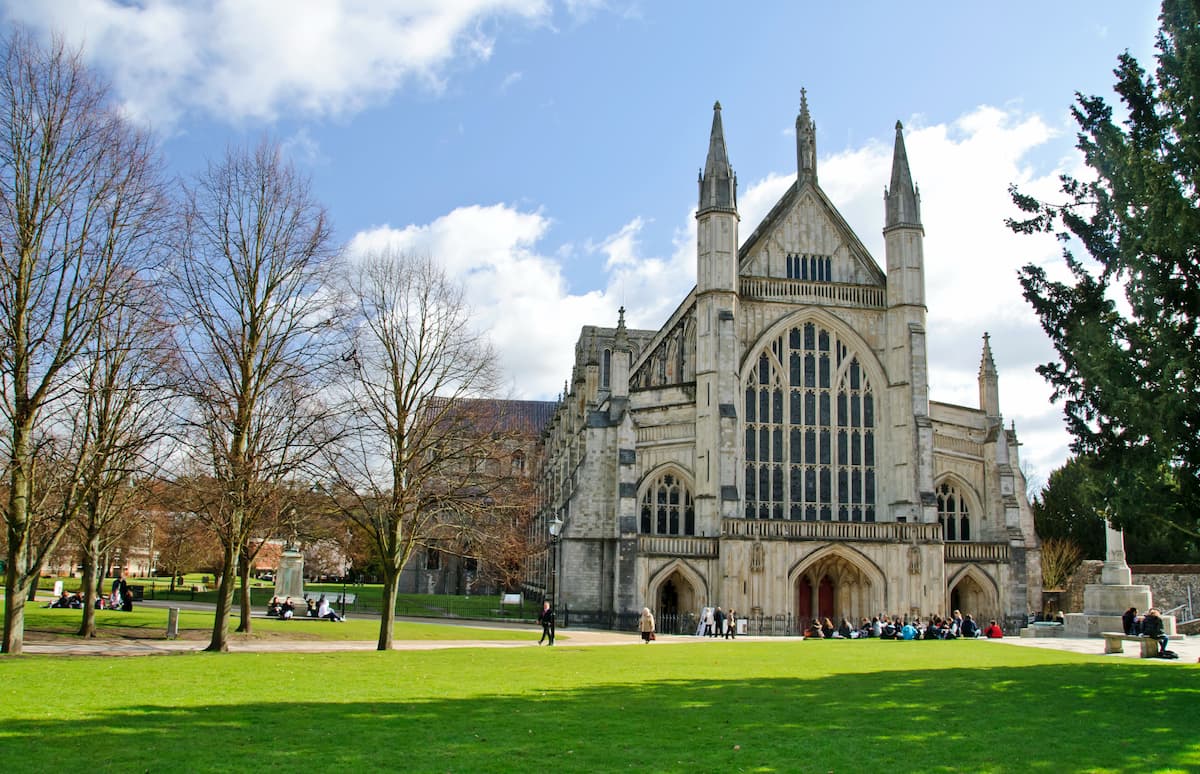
611, 306, 631, 404
978, 332, 1000, 416
614, 306, 629, 351
697, 101, 737, 214
884, 121, 922, 230
796, 88, 817, 183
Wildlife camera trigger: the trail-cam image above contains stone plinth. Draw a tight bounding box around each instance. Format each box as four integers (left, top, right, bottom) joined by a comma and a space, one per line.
1083, 583, 1152, 617
275, 549, 305, 599
1064, 609, 1177, 638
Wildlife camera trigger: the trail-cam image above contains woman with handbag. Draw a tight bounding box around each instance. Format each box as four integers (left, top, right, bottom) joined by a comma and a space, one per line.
639, 607, 656, 643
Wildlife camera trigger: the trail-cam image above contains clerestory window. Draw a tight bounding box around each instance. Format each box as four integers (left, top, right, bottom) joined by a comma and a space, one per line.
639, 472, 696, 536
937, 481, 972, 541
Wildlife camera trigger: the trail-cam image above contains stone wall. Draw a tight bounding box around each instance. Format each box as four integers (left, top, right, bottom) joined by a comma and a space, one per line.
1058, 561, 1200, 619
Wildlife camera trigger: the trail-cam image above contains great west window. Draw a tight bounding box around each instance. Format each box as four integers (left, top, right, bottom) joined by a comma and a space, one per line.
744, 322, 876, 521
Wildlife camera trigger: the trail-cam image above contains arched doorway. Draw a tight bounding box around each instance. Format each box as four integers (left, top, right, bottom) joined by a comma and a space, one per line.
793, 549, 883, 628
947, 567, 998, 622
655, 570, 698, 634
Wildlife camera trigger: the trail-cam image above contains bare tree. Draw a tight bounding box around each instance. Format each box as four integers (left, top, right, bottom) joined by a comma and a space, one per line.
0, 30, 166, 654
1041, 536, 1084, 591
69, 284, 176, 637
321, 250, 507, 650
169, 140, 341, 651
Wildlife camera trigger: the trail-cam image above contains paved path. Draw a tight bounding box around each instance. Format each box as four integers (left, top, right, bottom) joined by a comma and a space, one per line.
16, 628, 1198, 660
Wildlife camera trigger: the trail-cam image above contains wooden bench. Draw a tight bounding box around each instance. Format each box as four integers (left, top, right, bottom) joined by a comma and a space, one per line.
1101, 632, 1161, 657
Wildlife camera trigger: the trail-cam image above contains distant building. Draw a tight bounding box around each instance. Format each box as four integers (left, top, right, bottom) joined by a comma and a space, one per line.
399, 397, 555, 596
536, 95, 1040, 632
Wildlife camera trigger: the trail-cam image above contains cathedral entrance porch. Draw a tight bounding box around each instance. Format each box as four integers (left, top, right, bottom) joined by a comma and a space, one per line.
792, 548, 884, 627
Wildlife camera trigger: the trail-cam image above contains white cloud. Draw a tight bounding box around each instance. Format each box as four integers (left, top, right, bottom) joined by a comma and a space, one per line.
3, 0, 550, 126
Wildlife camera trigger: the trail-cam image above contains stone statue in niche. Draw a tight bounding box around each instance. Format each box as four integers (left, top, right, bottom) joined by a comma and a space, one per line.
907, 544, 921, 575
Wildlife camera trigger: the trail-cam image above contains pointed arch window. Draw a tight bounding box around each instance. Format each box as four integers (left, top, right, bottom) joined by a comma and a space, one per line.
744, 322, 875, 522
639, 473, 695, 536
601, 348, 612, 389
937, 481, 973, 541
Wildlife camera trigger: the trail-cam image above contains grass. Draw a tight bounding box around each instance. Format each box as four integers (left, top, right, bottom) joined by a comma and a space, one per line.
19, 605, 537, 643
37, 575, 535, 620
0, 639, 1196, 772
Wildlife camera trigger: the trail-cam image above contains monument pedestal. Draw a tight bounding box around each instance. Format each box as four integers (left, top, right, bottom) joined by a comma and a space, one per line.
275, 549, 305, 600
1062, 522, 1172, 638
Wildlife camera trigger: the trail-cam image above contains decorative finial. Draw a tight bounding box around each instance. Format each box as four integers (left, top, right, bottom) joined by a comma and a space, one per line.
895, 119, 903, 131
617, 306, 626, 327
713, 100, 721, 111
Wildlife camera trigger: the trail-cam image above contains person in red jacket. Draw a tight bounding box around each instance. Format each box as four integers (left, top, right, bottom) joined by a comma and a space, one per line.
983, 620, 1004, 638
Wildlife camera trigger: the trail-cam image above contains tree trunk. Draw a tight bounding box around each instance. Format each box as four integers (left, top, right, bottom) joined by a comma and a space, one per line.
377, 567, 400, 651
205, 541, 239, 652
235, 553, 253, 634
78, 533, 101, 638
2, 533, 31, 655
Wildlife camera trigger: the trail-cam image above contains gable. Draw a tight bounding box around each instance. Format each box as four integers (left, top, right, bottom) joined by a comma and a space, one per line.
739, 181, 885, 287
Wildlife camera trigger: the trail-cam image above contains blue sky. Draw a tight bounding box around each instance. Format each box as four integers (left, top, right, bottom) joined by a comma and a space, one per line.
2, 1, 1164, 485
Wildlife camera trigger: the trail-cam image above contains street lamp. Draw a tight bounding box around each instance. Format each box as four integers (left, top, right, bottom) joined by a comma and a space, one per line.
548, 515, 563, 612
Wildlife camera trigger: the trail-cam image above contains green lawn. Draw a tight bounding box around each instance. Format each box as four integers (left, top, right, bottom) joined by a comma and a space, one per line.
38, 575, 536, 620
19, 605, 536, 643
0, 639, 1196, 773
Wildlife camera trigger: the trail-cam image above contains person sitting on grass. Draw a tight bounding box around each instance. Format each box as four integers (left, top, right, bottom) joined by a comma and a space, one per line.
49, 591, 70, 608
317, 596, 343, 622
900, 619, 919, 640
961, 614, 980, 638
267, 596, 281, 617
280, 597, 295, 620
880, 617, 897, 640
306, 597, 318, 618
983, 619, 1003, 638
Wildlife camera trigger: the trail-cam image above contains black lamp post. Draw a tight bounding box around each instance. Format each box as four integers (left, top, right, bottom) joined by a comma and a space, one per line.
548, 515, 563, 612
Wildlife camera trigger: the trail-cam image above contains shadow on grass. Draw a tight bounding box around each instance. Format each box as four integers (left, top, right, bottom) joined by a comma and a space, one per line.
2, 662, 1197, 773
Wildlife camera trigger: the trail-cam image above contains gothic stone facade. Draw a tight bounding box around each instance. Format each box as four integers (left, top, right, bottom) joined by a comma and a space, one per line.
537, 96, 1041, 632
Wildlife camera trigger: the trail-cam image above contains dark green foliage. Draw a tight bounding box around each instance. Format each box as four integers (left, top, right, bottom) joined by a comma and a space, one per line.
1034, 456, 1199, 562
1009, 0, 1200, 540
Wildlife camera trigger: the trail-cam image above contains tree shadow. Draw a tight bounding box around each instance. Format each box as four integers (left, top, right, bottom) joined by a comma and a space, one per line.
2, 663, 1197, 772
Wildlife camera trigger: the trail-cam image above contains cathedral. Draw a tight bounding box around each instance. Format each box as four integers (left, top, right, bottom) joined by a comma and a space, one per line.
535, 94, 1041, 633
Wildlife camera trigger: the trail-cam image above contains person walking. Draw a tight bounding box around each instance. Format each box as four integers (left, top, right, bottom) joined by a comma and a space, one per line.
724, 608, 737, 639
538, 600, 556, 645
639, 607, 656, 643
713, 607, 726, 638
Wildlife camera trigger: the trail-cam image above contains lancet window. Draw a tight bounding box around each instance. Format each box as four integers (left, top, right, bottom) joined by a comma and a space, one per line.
744, 322, 876, 521
786, 253, 833, 282
639, 472, 696, 536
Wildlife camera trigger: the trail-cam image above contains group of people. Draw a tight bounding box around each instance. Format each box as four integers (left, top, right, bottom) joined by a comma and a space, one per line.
45, 576, 135, 612
803, 611, 1002, 640
48, 591, 85, 609
1122, 606, 1170, 653
697, 606, 738, 639
266, 595, 344, 621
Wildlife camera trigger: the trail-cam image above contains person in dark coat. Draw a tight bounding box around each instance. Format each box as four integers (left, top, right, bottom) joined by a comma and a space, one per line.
1122, 607, 1139, 635
538, 601, 555, 645
713, 607, 726, 638
1141, 608, 1168, 654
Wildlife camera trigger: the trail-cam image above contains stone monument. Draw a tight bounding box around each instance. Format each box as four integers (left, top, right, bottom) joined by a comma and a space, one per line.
1064, 522, 1166, 637
274, 548, 305, 600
